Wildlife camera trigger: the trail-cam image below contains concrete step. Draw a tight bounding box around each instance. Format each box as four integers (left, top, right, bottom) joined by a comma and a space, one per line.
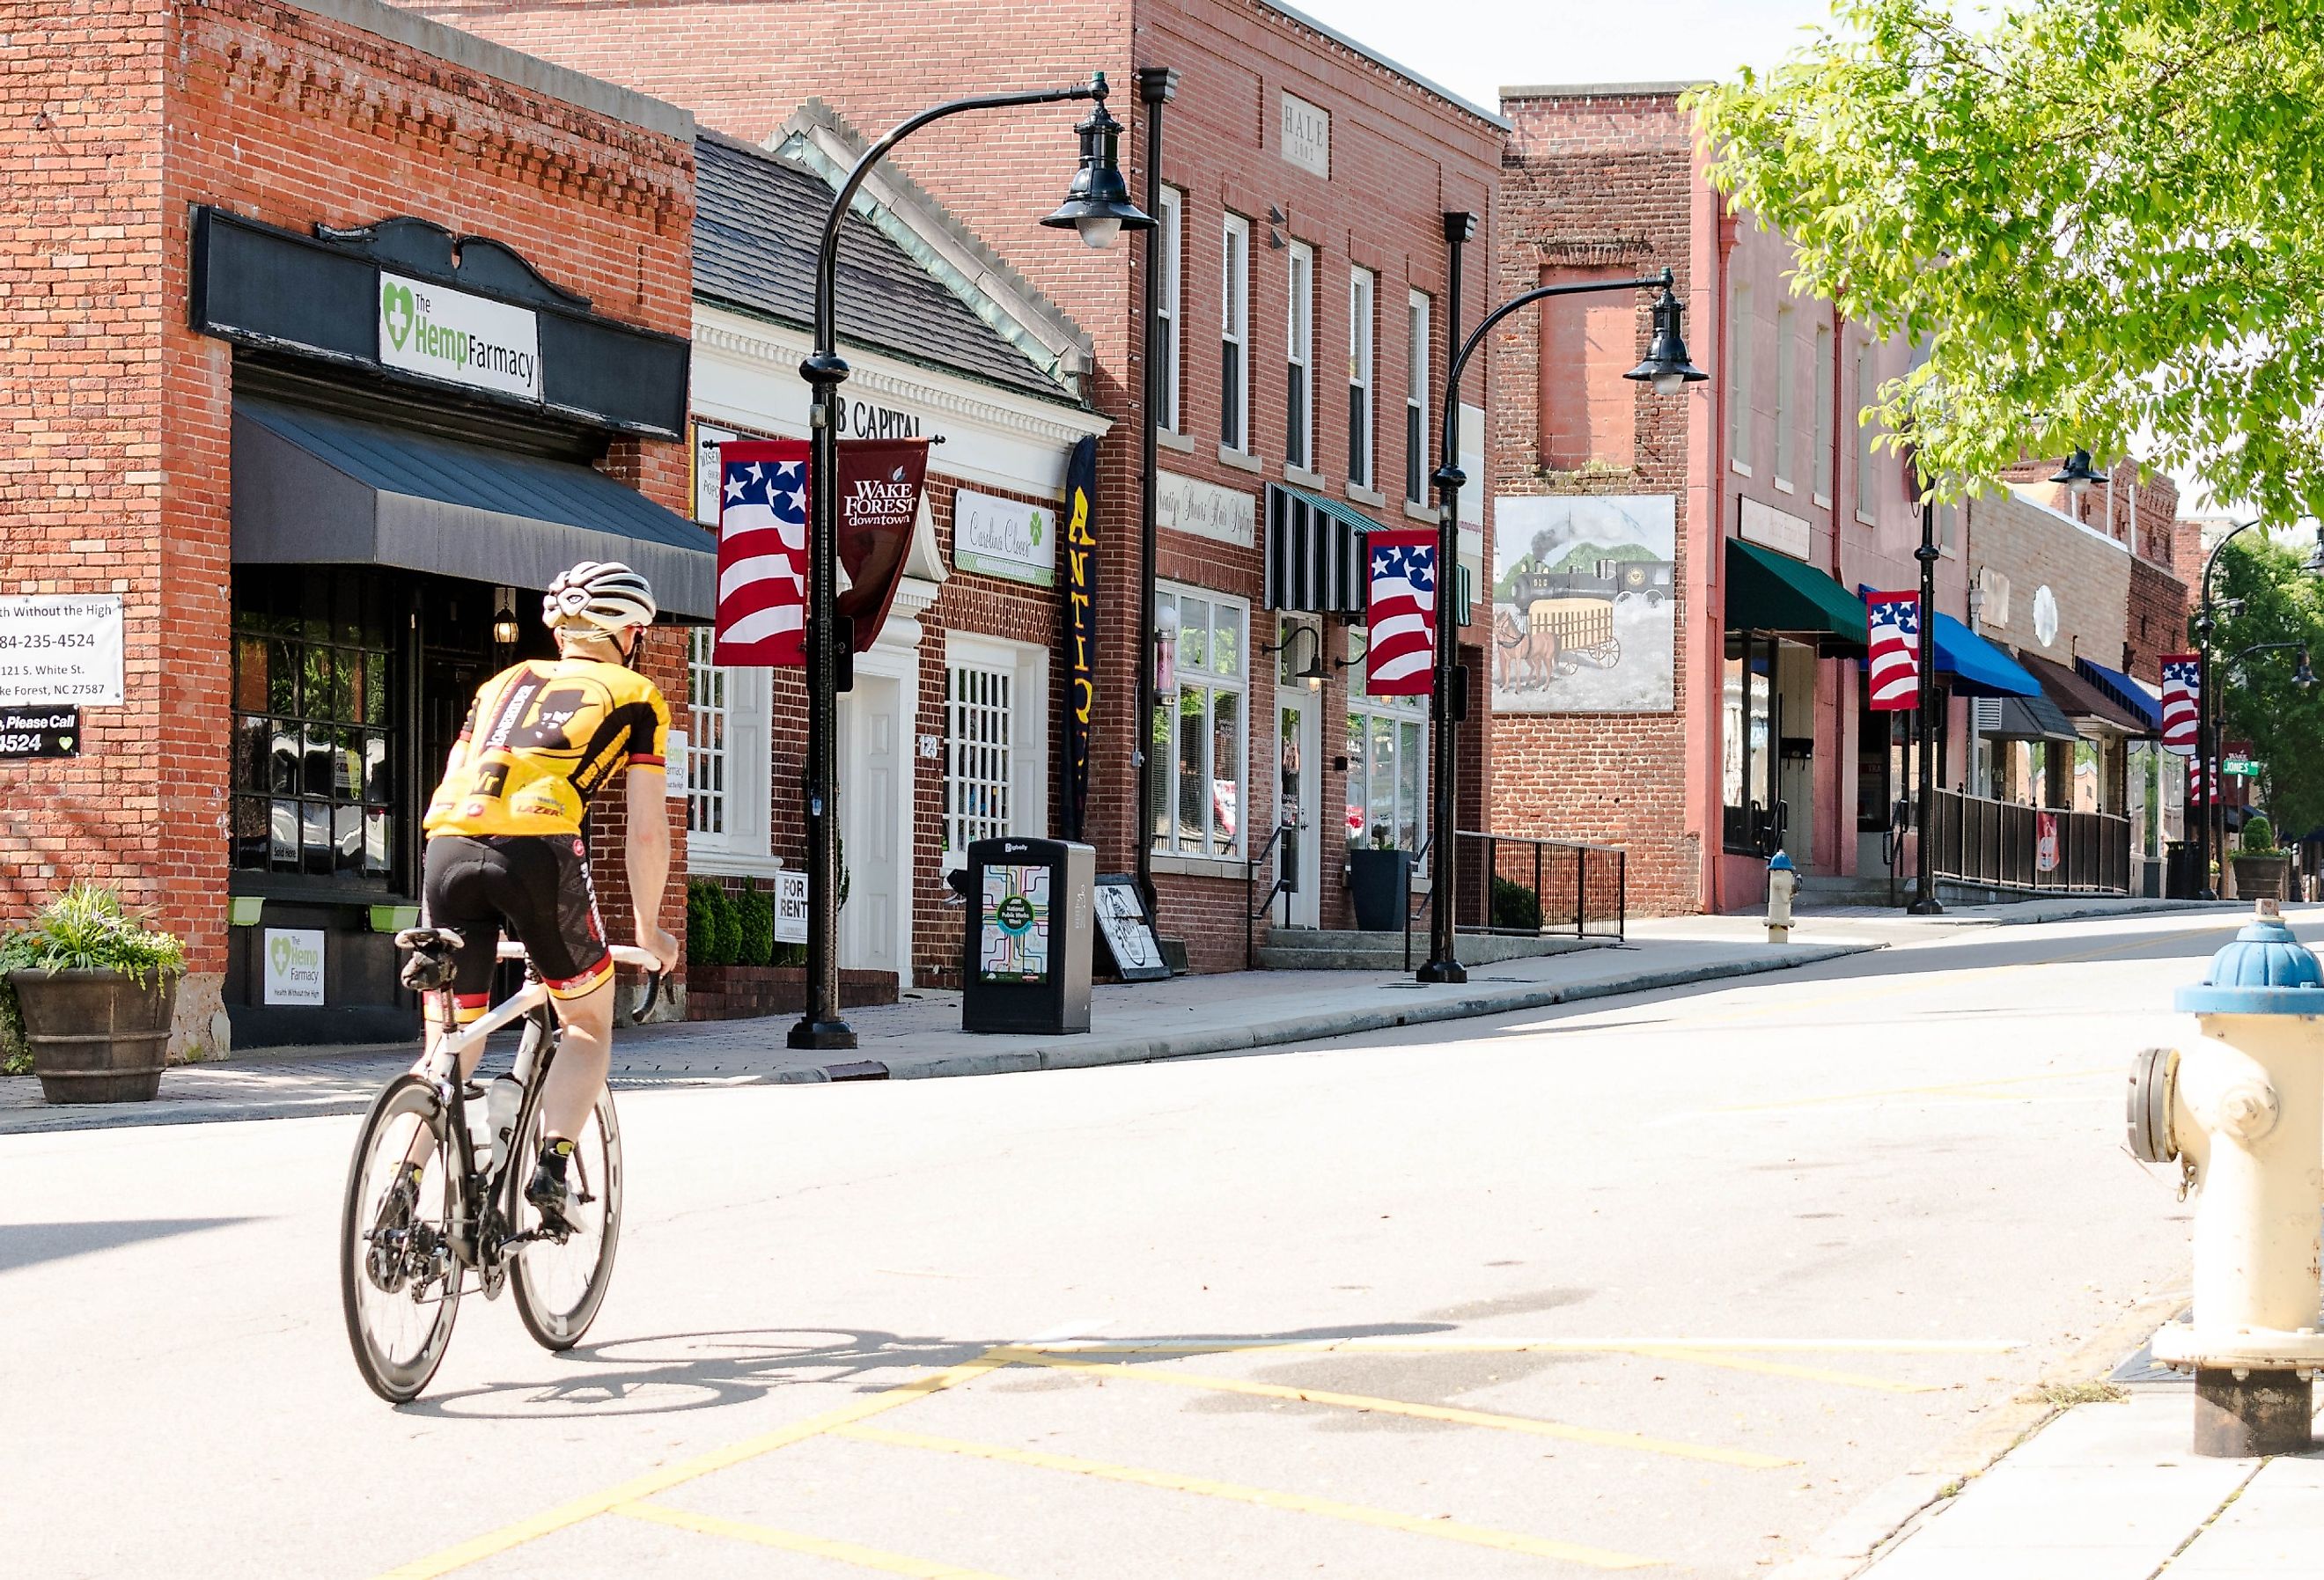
1255, 928, 1613, 971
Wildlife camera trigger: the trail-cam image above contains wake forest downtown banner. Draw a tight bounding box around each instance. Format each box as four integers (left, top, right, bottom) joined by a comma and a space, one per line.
1489, 495, 1678, 715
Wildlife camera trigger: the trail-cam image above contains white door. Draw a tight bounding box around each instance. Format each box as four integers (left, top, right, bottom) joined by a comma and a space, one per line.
1275, 687, 1322, 928
839, 673, 902, 975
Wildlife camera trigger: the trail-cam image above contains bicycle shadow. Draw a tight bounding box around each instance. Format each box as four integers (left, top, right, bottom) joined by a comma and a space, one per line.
401, 1320, 1459, 1420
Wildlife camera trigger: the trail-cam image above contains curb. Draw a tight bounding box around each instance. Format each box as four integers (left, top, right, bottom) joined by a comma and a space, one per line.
0, 942, 1872, 1135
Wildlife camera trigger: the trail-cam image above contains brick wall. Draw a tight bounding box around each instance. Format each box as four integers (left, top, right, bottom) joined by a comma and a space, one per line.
2, 0, 694, 1053
1967, 489, 2133, 668
2127, 558, 2191, 683
2002, 459, 2181, 571
402, 0, 1505, 970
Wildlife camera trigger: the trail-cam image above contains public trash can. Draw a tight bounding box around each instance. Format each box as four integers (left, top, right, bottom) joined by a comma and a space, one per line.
2166, 840, 2203, 900
960, 837, 1095, 1035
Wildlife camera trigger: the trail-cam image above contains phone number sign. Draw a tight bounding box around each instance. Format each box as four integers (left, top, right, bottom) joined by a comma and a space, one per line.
0, 595, 123, 706
0, 706, 79, 758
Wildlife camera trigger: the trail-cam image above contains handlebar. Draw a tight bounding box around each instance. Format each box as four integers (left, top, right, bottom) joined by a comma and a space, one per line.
495, 941, 670, 1018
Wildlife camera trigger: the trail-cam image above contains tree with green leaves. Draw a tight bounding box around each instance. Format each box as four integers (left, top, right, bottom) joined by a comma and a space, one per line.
2210, 535, 2324, 841
1691, 2, 2324, 519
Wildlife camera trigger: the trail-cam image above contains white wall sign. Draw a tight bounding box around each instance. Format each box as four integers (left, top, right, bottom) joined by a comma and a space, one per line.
1739, 496, 1812, 562
1458, 403, 1486, 528
774, 868, 809, 944
1281, 92, 1330, 180
952, 488, 1057, 585
378, 270, 541, 401
2033, 584, 2060, 648
693, 420, 743, 525
261, 927, 326, 1006
1156, 469, 1255, 548
0, 593, 124, 706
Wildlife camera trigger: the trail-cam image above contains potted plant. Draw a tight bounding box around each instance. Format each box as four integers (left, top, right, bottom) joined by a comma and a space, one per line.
1344, 823, 1416, 932
2, 883, 186, 1103
2232, 816, 2291, 901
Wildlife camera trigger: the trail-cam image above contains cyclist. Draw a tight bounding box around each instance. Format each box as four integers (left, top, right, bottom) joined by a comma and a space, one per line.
412, 560, 680, 1226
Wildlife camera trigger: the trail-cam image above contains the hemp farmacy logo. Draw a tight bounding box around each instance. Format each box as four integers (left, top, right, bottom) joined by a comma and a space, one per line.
381, 280, 416, 352
269, 934, 298, 975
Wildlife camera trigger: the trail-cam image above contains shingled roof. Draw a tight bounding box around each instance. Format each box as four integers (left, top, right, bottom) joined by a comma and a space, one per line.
693, 131, 1077, 407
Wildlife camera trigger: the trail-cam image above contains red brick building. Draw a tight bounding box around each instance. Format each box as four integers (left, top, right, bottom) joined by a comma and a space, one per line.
3, 0, 702, 1049
401, 0, 1508, 969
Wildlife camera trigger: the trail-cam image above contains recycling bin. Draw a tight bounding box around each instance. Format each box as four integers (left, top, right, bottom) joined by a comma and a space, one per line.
960, 837, 1094, 1035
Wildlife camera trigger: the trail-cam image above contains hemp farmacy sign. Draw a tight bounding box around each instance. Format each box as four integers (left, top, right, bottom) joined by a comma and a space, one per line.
378, 270, 541, 401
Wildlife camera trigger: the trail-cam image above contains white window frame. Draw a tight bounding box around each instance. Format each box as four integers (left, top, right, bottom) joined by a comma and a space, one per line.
1812, 322, 1835, 503
1773, 303, 1797, 490
1158, 185, 1183, 435
1406, 290, 1430, 506
1151, 585, 1250, 861
1348, 266, 1375, 489
942, 633, 1049, 874
1285, 239, 1313, 469
684, 628, 776, 875
1221, 212, 1250, 453
1726, 280, 1754, 474
1345, 663, 1430, 864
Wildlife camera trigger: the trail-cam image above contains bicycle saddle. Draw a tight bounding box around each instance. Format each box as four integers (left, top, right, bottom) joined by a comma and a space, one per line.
393, 928, 467, 992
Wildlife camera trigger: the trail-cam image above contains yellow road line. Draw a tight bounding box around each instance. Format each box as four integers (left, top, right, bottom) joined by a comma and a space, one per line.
1704, 1066, 2116, 1115
372, 1349, 1016, 1579
997, 1349, 1793, 1468
840, 1424, 1659, 1570
615, 1501, 1019, 1579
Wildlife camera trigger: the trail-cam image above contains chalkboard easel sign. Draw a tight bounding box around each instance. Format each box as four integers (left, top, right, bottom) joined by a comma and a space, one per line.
1092, 873, 1172, 981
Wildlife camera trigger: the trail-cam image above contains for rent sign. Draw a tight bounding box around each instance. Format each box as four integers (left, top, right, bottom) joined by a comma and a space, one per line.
378, 271, 541, 401
0, 594, 123, 706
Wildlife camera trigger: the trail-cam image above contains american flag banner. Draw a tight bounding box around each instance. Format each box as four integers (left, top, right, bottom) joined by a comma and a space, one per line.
2160, 653, 2200, 756
2188, 755, 2220, 805
1364, 530, 1439, 696
1864, 592, 1921, 710
714, 438, 810, 666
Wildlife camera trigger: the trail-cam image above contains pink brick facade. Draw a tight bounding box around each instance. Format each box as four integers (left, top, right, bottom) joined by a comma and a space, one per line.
2, 0, 695, 1050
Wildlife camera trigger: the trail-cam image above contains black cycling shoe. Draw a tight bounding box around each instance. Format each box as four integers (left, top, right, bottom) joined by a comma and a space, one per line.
525, 1141, 576, 1236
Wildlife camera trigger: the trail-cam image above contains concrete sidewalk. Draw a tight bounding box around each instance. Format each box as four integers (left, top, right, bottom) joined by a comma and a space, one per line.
0, 926, 1873, 1135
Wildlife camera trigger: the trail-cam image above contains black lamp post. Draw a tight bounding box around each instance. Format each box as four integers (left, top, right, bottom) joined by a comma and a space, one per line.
1132, 66, 1176, 917
2195, 518, 2266, 901
1908, 489, 1945, 914
789, 74, 1151, 1051
1416, 246, 1703, 985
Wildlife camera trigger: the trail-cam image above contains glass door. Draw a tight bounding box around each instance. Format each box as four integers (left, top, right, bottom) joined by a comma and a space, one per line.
1276, 688, 1321, 928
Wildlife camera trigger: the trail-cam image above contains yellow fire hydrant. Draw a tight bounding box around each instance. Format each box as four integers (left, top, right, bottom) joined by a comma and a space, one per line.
1765, 849, 1797, 945
2129, 898, 2324, 1455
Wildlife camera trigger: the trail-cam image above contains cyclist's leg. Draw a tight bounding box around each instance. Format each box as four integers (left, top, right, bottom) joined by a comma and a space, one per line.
540, 974, 614, 1142
494, 834, 617, 1146
402, 838, 504, 1172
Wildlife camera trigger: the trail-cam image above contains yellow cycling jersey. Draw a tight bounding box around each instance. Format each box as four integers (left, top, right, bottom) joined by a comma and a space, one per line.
423, 658, 670, 838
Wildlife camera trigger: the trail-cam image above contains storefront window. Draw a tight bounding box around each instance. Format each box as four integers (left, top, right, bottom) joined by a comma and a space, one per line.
687, 628, 727, 838
1150, 588, 1247, 858
231, 569, 394, 886
1723, 632, 1777, 852
1345, 670, 1427, 856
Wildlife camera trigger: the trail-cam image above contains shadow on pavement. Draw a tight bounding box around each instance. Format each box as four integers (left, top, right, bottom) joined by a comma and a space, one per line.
0, 1216, 261, 1274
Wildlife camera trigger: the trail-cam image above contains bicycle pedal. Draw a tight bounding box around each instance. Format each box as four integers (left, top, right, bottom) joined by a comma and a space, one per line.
460, 1082, 486, 1100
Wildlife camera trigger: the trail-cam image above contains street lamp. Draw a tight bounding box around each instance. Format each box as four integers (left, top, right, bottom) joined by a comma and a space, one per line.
1416, 243, 1702, 984
791, 74, 1151, 1051
2049, 449, 2108, 496
1131, 66, 1177, 920
1262, 623, 1329, 692
2195, 518, 2268, 900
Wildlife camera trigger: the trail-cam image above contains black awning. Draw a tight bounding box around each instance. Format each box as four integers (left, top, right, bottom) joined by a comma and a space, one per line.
2019, 652, 2152, 736
230, 400, 715, 619
1980, 690, 2083, 743
1265, 483, 1372, 615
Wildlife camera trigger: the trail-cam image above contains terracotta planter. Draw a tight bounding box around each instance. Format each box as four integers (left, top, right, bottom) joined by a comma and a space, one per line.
9, 968, 177, 1103
2232, 853, 2291, 901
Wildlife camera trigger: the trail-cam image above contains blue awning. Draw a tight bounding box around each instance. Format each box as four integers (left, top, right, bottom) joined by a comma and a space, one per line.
2076, 656, 2165, 731
1933, 613, 2041, 697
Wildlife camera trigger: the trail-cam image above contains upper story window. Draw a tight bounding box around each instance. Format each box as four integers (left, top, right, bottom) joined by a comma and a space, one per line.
1773, 303, 1797, 489
1854, 340, 1879, 522
1157, 185, 1182, 434
1285, 239, 1314, 469
1220, 212, 1250, 453
1812, 323, 1835, 503
1348, 265, 1375, 489
1537, 275, 1636, 472
1406, 290, 1430, 505
1726, 280, 1754, 473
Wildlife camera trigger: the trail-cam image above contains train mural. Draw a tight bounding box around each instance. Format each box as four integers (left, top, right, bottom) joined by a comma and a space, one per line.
1491, 496, 1678, 714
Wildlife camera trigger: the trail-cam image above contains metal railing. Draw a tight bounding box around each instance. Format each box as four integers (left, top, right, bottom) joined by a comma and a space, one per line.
1245, 817, 1299, 971
1404, 831, 1628, 970
1923, 788, 2131, 895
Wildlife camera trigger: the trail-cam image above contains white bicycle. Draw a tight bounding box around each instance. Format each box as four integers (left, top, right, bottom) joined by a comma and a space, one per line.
339, 930, 663, 1403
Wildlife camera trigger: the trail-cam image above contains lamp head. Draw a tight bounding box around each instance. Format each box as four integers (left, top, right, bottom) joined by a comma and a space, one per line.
2049, 448, 2107, 496
490, 586, 520, 647
1625, 279, 1709, 395
2298, 649, 2318, 690
1041, 75, 1154, 249
2303, 524, 2324, 576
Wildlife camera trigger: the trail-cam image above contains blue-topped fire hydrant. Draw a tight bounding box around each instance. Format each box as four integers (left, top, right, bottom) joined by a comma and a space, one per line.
2129, 898, 2324, 1455
1765, 849, 1797, 945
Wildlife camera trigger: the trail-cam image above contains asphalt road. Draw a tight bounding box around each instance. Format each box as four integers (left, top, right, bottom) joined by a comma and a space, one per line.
0, 907, 2260, 1579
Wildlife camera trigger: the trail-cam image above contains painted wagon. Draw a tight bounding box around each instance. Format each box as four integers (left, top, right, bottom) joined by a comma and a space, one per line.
1527, 596, 1621, 673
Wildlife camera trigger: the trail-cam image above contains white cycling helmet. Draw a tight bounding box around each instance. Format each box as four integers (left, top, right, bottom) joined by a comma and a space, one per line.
542, 560, 657, 635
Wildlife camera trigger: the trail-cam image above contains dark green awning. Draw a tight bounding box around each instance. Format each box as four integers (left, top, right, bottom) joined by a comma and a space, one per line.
1725, 537, 1867, 650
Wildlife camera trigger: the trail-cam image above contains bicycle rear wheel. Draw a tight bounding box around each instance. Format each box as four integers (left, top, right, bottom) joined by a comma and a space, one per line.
340, 1075, 464, 1403
509, 1083, 622, 1350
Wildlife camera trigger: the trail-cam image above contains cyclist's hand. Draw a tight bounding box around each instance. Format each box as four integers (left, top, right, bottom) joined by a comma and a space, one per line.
637, 923, 680, 974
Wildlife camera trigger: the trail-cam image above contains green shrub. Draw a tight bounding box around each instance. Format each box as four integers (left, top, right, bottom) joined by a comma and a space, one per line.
772, 942, 806, 968
733, 886, 775, 967
1491, 875, 1543, 933
2241, 815, 2278, 853
687, 878, 743, 966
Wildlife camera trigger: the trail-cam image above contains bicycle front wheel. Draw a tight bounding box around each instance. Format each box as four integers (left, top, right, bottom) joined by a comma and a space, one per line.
340, 1075, 464, 1403
509, 1084, 623, 1351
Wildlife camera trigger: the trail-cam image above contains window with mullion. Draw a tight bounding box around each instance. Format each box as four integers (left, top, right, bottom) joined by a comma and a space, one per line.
1158, 185, 1183, 434
1285, 240, 1313, 469
1221, 213, 1250, 452
1348, 266, 1375, 489
1406, 290, 1431, 504
1148, 587, 1248, 859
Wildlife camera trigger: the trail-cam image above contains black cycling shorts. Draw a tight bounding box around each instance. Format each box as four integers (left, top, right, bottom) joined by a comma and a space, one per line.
420, 833, 613, 1021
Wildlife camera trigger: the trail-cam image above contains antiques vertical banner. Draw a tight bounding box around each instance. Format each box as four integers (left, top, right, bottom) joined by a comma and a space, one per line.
1062, 435, 1098, 841
1489, 496, 1678, 714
